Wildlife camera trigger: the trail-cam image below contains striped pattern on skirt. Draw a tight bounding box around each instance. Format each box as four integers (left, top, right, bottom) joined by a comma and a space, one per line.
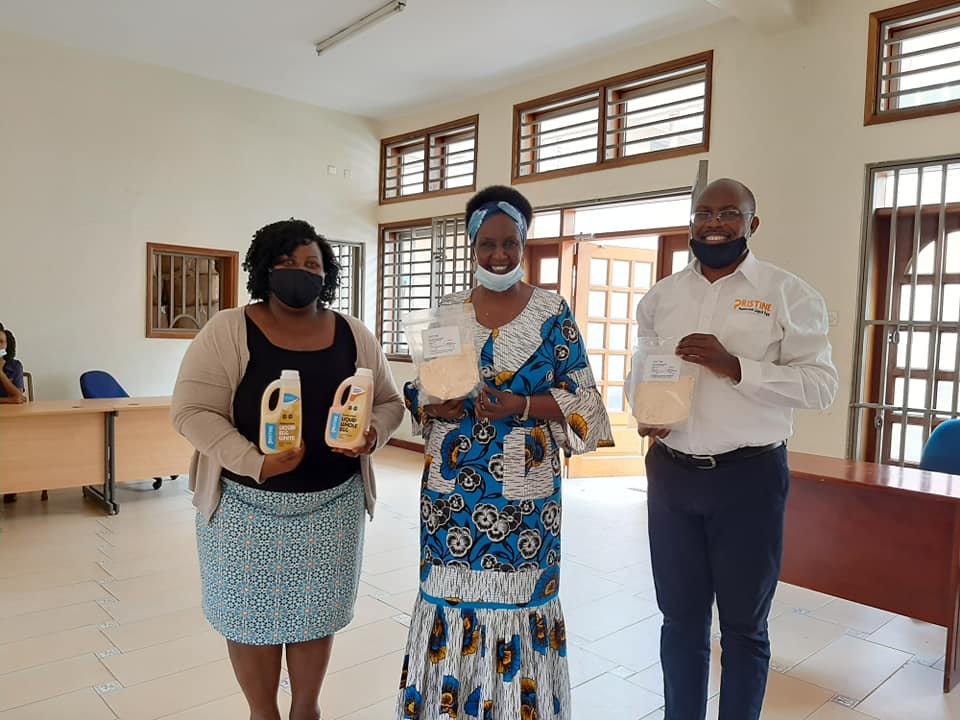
397, 564, 570, 720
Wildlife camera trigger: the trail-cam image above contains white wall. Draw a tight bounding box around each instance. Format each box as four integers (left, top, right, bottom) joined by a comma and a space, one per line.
0, 30, 379, 401
376, 0, 960, 457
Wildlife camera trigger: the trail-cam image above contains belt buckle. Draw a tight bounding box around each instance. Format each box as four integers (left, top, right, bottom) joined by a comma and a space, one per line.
691, 454, 717, 470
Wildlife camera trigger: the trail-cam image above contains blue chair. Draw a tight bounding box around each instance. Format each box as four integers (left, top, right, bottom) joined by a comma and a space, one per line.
920, 419, 960, 475
80, 370, 129, 399
80, 371, 173, 490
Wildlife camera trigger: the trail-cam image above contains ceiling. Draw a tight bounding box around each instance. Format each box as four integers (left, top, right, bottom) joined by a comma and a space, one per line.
0, 0, 733, 118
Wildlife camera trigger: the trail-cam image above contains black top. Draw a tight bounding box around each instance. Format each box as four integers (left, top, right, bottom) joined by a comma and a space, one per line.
222, 312, 360, 493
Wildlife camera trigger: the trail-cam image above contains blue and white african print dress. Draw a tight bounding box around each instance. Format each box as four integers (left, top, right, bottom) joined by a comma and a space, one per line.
396, 287, 613, 720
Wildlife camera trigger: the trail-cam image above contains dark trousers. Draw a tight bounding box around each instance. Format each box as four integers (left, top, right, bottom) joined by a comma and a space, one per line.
645, 441, 789, 720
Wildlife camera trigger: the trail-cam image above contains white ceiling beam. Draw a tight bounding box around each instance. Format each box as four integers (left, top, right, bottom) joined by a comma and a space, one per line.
705, 0, 804, 31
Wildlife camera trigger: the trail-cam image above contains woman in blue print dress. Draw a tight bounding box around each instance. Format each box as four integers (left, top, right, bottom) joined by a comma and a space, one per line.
396, 186, 613, 720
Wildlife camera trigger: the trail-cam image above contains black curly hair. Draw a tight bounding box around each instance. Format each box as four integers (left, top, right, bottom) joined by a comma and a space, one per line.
0, 326, 16, 362
464, 185, 534, 227
242, 219, 340, 307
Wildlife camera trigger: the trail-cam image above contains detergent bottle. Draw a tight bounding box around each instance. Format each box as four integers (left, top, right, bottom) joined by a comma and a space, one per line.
260, 369, 302, 453
326, 368, 373, 450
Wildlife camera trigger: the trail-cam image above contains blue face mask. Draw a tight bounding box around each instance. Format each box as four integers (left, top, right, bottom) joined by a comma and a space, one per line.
475, 261, 524, 292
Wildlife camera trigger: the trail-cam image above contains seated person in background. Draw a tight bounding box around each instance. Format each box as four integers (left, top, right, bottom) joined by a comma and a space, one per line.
0, 325, 25, 404
1, 323, 26, 504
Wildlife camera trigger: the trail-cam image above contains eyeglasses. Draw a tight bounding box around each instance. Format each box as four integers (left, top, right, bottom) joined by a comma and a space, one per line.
690, 209, 753, 224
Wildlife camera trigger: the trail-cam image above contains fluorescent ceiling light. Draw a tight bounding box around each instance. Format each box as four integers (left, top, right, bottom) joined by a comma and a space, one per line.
315, 0, 406, 56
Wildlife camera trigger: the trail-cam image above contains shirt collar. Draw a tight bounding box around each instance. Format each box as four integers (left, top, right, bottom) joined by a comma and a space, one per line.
689, 250, 761, 289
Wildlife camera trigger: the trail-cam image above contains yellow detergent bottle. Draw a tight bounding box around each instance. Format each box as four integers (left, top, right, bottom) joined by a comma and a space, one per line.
326, 368, 373, 450
260, 369, 302, 454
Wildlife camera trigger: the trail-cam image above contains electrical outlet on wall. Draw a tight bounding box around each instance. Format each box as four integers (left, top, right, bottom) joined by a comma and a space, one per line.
828, 311, 838, 327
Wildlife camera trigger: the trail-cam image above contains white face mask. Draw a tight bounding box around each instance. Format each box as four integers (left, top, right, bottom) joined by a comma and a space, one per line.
475, 261, 524, 292
0, 349, 6, 358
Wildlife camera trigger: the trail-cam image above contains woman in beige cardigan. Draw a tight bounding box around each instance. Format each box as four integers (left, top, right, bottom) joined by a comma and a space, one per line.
171, 220, 404, 720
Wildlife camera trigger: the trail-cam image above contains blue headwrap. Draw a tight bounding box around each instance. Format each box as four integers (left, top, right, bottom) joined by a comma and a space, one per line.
467, 201, 529, 247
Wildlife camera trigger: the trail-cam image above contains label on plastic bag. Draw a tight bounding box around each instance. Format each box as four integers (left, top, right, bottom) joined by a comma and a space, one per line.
422, 326, 462, 360
642, 356, 682, 383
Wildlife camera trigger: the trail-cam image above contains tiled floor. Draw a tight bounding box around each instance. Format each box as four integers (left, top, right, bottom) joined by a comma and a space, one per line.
0, 446, 956, 719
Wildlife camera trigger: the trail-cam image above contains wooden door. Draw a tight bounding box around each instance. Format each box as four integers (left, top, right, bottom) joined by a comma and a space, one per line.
568, 242, 657, 477
657, 232, 691, 281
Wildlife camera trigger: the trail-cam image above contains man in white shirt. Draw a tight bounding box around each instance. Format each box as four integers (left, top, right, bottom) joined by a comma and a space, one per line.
627, 179, 838, 720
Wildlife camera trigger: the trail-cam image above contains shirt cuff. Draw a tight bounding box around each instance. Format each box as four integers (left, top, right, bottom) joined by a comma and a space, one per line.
733, 356, 762, 392
236, 447, 266, 484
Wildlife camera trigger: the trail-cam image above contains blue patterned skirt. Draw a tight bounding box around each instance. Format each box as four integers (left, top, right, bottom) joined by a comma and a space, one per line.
196, 476, 365, 645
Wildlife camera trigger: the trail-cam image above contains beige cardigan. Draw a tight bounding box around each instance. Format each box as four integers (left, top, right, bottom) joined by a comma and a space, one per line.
170, 306, 404, 523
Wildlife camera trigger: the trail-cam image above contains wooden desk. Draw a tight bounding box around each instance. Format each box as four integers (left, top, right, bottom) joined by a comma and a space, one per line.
0, 397, 191, 514
784, 452, 960, 692
0, 400, 117, 512
111, 398, 192, 484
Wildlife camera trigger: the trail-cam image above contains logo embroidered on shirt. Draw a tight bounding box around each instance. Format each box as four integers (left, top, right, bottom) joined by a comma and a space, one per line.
733, 299, 772, 317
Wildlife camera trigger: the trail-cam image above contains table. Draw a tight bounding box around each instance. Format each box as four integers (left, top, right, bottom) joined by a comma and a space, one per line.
783, 452, 960, 692
111, 398, 193, 484
0, 397, 191, 514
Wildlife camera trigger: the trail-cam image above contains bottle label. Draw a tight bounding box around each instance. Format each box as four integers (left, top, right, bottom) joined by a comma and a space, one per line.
277, 421, 298, 448
330, 411, 361, 443
340, 412, 361, 440
264, 423, 278, 452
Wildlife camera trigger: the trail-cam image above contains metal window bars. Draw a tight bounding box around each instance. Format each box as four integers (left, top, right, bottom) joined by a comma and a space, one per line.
151, 252, 221, 333
850, 156, 960, 465
379, 216, 471, 355
876, 4, 960, 115
329, 241, 364, 318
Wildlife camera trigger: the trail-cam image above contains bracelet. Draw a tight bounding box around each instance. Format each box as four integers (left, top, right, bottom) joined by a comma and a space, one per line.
519, 395, 531, 423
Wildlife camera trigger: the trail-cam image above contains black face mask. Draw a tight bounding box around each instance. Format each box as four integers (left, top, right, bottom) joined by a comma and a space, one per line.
689, 237, 748, 269
269, 269, 326, 309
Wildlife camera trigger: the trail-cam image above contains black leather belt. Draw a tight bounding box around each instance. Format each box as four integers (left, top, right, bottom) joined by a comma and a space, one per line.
654, 439, 784, 470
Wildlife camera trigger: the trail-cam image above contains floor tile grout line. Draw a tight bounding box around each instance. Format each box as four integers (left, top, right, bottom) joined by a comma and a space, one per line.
93, 685, 121, 719
0, 651, 118, 715
854, 657, 917, 712
96, 655, 234, 692
139, 685, 241, 720
0, 612, 116, 647
0, 643, 116, 681
99, 657, 238, 704
0, 593, 113, 620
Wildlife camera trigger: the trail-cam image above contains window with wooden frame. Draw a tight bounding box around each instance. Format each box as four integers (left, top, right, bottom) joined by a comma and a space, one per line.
377, 216, 472, 357
380, 116, 478, 204
849, 157, 960, 467
865, 1, 960, 125
146, 244, 239, 339
513, 52, 712, 183
328, 241, 364, 318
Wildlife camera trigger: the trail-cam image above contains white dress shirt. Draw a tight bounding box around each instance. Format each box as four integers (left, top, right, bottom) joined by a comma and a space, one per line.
626, 252, 838, 456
